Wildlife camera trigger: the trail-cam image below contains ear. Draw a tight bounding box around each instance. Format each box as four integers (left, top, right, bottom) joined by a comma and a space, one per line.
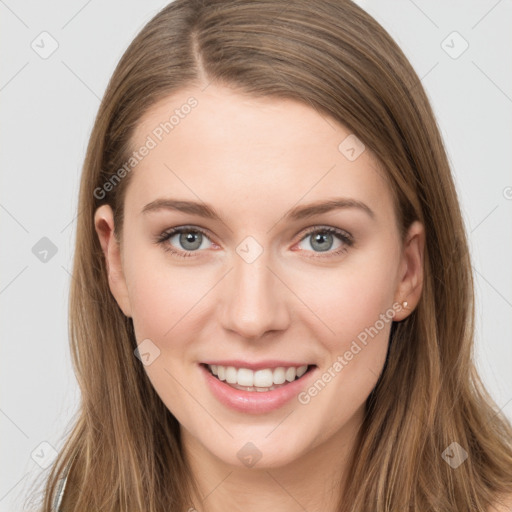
94, 205, 132, 317
393, 220, 425, 321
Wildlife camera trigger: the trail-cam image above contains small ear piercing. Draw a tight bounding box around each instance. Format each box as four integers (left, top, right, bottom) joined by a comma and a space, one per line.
402, 300, 408, 308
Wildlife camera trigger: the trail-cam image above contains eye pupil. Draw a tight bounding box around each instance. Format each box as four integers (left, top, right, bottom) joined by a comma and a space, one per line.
311, 232, 333, 252
180, 231, 202, 250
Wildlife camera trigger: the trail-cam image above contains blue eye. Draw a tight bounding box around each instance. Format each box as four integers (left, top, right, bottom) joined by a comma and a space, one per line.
296, 226, 353, 258
156, 226, 213, 257
156, 225, 353, 259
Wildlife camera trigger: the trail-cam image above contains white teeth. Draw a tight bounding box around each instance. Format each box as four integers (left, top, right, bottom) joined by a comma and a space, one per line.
285, 367, 296, 382
225, 366, 237, 384
273, 367, 286, 385
237, 368, 254, 387
254, 369, 273, 387
207, 364, 310, 388
296, 365, 308, 378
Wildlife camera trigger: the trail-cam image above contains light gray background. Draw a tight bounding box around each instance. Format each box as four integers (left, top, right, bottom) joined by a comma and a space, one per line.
1, 1, 511, 510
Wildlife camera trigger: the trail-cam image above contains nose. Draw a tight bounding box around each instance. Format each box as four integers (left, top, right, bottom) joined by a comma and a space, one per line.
218, 250, 291, 340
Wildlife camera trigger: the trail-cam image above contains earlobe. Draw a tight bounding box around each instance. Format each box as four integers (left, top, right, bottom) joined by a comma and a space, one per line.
94, 205, 132, 317
393, 220, 425, 321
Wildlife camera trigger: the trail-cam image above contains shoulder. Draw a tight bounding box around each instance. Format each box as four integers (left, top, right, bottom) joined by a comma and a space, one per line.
488, 493, 512, 512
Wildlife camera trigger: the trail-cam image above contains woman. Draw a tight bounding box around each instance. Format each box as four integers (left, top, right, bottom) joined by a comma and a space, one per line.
39, 0, 512, 510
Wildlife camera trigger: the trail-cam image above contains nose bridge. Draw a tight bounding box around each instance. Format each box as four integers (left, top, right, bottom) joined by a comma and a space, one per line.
219, 244, 289, 339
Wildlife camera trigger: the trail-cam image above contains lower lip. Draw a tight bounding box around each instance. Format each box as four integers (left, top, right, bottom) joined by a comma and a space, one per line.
200, 364, 317, 414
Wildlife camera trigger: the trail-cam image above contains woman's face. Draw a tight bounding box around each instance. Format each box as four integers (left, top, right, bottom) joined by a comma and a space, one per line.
95, 84, 424, 470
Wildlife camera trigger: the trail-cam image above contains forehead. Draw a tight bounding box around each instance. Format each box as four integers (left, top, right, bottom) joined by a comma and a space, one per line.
125, 84, 394, 225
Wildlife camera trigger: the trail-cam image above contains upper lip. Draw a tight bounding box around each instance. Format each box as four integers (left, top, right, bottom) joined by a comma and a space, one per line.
201, 360, 314, 371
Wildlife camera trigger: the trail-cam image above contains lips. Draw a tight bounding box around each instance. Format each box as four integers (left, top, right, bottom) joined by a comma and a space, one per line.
199, 362, 318, 414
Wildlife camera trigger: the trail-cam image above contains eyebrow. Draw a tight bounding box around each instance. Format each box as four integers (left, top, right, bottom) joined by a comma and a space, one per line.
141, 197, 375, 221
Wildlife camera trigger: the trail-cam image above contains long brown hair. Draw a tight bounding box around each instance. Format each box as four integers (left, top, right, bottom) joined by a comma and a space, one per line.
34, 0, 512, 510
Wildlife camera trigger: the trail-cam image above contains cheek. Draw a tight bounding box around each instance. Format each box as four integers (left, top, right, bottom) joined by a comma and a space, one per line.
124, 254, 216, 420
123, 237, 220, 355
124, 229, 400, 350
293, 243, 399, 349
294, 261, 397, 432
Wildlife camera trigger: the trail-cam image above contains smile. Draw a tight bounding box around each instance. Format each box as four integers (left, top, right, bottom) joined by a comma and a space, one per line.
206, 364, 310, 391
200, 361, 317, 414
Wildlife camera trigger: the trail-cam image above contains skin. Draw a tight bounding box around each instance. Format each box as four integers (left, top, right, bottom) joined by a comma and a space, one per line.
95, 83, 425, 512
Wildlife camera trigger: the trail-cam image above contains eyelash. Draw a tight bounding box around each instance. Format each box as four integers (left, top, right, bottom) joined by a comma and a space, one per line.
155, 225, 354, 259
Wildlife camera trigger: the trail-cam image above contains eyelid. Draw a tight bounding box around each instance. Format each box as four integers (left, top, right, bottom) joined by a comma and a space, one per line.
292, 225, 353, 259
155, 225, 217, 249
298, 225, 353, 244
157, 225, 214, 240
156, 224, 354, 257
